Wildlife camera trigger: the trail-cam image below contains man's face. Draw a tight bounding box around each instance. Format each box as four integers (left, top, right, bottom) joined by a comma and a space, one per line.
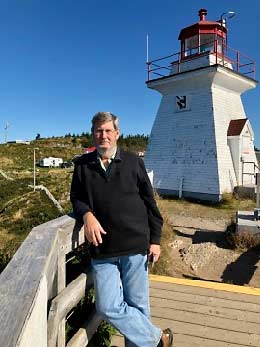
93, 120, 120, 153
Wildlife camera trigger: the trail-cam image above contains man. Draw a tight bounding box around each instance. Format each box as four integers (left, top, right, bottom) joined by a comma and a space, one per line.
70, 111, 173, 347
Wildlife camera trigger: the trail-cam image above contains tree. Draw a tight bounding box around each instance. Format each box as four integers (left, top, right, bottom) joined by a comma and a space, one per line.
72, 137, 77, 146
35, 133, 41, 140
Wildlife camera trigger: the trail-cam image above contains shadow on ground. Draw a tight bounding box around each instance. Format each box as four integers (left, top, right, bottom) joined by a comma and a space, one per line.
174, 228, 231, 249
173, 225, 260, 286
221, 247, 260, 285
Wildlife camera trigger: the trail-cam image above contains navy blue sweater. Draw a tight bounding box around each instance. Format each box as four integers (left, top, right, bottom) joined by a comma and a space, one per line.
70, 149, 163, 258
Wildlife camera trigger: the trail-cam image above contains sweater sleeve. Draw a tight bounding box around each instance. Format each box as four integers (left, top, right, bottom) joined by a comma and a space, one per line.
70, 162, 92, 221
137, 157, 163, 245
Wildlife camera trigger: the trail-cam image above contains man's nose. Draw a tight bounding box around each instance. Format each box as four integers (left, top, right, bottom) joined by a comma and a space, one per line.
100, 130, 108, 138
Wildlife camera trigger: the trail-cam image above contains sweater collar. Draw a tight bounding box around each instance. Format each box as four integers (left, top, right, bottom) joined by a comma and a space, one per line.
89, 148, 121, 165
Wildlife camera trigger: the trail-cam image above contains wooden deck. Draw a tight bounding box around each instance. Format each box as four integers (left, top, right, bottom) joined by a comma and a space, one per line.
110, 274, 260, 347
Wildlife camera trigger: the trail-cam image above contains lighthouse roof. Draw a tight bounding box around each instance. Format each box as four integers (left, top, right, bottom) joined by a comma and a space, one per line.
178, 9, 226, 40
227, 119, 248, 136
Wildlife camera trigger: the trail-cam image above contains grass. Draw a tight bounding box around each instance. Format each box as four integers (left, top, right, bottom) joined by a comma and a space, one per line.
158, 193, 255, 221
0, 172, 67, 270
149, 198, 176, 276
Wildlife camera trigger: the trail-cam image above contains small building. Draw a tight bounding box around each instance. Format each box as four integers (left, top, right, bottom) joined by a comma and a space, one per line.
7, 140, 31, 145
39, 157, 63, 168
227, 119, 257, 186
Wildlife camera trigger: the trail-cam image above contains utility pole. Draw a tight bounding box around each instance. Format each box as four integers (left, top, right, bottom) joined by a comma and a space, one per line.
4, 122, 10, 143
33, 148, 39, 191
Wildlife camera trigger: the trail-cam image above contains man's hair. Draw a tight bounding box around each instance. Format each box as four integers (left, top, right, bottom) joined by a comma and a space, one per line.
91, 112, 119, 133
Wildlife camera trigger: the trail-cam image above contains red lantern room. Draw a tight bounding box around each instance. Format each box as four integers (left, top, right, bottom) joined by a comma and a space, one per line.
147, 8, 255, 82
178, 9, 226, 59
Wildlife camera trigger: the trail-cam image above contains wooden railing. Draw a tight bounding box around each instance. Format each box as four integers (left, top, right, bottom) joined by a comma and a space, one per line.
0, 214, 102, 347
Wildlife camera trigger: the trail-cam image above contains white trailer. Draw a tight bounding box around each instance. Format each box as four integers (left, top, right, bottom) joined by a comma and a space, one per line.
39, 157, 63, 168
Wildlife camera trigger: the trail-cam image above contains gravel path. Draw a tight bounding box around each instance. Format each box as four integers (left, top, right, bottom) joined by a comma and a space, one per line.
166, 213, 260, 288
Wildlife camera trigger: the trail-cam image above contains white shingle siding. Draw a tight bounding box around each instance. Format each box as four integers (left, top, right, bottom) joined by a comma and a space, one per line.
145, 64, 257, 201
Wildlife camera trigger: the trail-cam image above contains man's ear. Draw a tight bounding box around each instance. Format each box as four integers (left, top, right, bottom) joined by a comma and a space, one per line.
116, 129, 120, 140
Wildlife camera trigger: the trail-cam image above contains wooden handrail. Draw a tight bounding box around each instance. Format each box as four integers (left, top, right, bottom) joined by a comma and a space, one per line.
0, 214, 100, 347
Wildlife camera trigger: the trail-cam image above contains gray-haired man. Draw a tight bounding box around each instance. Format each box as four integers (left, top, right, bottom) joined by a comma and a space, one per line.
70, 112, 173, 346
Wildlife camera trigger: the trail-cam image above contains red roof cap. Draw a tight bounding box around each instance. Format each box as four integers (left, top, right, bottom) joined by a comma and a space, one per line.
178, 8, 226, 40
199, 9, 207, 21
227, 119, 248, 136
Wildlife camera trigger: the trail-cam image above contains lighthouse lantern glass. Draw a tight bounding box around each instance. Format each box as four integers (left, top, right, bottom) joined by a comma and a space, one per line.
184, 35, 198, 56
199, 34, 215, 53
184, 33, 225, 57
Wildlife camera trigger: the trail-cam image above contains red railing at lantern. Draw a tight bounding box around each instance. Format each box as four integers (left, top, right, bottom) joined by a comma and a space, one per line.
146, 40, 256, 82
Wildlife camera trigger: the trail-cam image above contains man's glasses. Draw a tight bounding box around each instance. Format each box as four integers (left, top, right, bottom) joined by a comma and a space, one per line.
94, 129, 116, 136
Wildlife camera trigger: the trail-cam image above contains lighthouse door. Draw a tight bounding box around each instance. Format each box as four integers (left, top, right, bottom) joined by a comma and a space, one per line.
241, 135, 255, 185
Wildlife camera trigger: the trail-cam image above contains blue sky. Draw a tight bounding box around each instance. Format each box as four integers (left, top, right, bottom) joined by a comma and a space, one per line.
0, 0, 259, 147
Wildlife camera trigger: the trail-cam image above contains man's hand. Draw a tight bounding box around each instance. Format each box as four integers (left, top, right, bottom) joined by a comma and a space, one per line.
83, 212, 106, 246
149, 244, 161, 263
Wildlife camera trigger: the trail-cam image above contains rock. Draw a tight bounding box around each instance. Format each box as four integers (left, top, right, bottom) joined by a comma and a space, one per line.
169, 240, 184, 249
181, 242, 219, 269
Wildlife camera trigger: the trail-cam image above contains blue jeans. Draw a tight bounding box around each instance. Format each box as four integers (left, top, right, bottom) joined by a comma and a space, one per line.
91, 253, 162, 347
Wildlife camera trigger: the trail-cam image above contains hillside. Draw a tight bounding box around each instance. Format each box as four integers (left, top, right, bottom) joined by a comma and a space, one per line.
1, 135, 259, 287
0, 135, 148, 270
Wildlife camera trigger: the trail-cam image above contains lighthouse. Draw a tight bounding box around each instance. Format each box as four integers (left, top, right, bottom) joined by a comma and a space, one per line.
144, 9, 258, 202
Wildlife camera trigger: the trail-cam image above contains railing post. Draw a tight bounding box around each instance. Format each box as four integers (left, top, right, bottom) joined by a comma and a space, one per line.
256, 173, 260, 208
57, 241, 66, 347
236, 51, 240, 73
222, 41, 224, 65
222, 42, 225, 66
241, 157, 244, 186
147, 62, 150, 81
214, 39, 217, 65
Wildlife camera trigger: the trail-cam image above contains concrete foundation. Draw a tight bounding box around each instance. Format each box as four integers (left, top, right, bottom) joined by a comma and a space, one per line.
157, 188, 222, 202
234, 185, 256, 200
236, 211, 260, 236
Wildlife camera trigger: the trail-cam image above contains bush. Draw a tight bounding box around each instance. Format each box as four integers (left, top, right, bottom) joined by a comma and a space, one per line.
226, 222, 260, 250
90, 321, 116, 347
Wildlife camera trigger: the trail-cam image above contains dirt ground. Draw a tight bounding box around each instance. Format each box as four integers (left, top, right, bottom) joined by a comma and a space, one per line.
164, 207, 260, 288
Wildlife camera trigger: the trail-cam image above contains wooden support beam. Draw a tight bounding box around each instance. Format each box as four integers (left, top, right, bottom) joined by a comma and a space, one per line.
66, 310, 103, 347
47, 272, 93, 347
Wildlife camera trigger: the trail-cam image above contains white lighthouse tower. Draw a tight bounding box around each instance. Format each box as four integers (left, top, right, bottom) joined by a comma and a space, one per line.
145, 8, 258, 202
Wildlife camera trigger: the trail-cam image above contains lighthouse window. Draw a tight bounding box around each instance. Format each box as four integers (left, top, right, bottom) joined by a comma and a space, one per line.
184, 35, 199, 56
216, 35, 225, 54
176, 96, 186, 109
199, 34, 215, 53
175, 95, 191, 112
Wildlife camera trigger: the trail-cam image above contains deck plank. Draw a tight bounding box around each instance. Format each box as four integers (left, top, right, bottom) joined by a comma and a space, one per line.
150, 296, 260, 323
110, 276, 260, 347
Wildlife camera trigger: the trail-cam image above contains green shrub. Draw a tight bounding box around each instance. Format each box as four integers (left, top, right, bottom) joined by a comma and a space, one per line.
226, 222, 260, 250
